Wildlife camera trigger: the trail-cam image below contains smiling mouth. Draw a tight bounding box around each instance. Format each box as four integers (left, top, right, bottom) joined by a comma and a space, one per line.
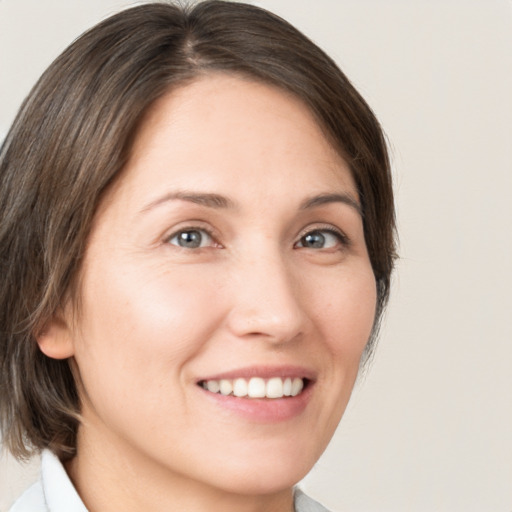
198, 377, 309, 399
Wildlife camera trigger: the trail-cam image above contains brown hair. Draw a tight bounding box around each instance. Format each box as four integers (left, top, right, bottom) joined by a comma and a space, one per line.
0, 0, 396, 460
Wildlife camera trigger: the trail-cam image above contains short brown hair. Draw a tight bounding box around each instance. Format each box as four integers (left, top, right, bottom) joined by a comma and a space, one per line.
0, 0, 396, 460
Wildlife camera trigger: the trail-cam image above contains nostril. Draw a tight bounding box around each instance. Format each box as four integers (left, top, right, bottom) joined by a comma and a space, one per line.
226, 307, 305, 344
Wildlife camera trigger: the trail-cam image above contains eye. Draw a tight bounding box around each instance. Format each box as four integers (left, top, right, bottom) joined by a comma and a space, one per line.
295, 229, 347, 250
167, 228, 215, 249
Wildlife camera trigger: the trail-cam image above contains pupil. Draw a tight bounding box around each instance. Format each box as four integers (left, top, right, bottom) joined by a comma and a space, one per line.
303, 232, 325, 248
179, 231, 202, 248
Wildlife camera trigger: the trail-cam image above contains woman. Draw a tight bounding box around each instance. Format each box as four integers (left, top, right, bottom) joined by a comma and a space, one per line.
0, 1, 396, 511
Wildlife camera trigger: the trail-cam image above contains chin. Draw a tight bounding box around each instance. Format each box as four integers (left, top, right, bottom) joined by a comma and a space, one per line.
209, 464, 310, 496
194, 441, 323, 496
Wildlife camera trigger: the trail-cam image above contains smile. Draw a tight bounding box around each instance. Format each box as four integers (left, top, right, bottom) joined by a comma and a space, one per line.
200, 377, 306, 399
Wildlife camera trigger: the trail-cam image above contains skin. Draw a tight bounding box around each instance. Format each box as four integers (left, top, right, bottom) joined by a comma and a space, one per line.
39, 74, 377, 512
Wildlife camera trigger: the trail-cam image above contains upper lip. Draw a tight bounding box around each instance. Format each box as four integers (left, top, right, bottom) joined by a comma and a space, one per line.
196, 365, 317, 383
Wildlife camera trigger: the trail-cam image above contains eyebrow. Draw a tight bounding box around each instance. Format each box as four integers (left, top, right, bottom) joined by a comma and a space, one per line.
140, 191, 236, 213
300, 193, 363, 216
140, 190, 362, 216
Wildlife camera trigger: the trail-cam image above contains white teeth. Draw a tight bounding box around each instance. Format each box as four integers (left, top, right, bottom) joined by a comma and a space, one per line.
291, 377, 303, 397
248, 377, 266, 398
266, 377, 284, 398
219, 379, 233, 396
206, 380, 220, 393
233, 378, 248, 397
283, 377, 292, 396
201, 376, 306, 399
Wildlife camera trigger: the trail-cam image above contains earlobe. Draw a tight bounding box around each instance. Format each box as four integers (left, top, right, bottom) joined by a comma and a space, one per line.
36, 315, 75, 360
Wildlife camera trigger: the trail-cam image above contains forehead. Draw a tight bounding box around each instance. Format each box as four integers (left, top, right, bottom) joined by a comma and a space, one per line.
113, 74, 357, 210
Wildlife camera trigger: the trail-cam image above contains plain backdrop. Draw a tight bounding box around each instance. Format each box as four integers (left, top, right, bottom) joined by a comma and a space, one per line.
1, 1, 511, 511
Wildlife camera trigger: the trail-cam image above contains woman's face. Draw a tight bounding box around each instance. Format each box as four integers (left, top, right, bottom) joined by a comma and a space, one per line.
64, 75, 376, 495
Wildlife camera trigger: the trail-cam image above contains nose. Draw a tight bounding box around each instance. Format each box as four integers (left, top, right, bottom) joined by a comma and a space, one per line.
225, 249, 306, 344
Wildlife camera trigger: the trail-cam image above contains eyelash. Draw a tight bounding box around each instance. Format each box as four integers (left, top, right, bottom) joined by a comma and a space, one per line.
164, 225, 350, 251
164, 225, 219, 250
295, 226, 350, 250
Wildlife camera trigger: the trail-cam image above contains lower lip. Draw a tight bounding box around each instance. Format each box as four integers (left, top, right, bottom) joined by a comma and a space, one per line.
198, 383, 314, 423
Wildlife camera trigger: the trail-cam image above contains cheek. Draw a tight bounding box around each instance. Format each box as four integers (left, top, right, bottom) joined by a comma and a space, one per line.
310, 265, 377, 365
72, 260, 226, 403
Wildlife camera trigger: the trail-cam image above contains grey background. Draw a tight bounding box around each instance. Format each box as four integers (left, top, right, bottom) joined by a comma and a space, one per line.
1, 1, 511, 510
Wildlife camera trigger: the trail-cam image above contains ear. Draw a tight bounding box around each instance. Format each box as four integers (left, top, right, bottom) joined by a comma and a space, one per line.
36, 313, 75, 360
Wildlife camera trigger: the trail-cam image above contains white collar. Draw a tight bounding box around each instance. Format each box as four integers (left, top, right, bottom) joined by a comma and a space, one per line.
41, 450, 87, 511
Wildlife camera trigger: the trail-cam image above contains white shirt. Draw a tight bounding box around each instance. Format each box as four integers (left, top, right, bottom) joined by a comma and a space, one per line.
9, 450, 329, 512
